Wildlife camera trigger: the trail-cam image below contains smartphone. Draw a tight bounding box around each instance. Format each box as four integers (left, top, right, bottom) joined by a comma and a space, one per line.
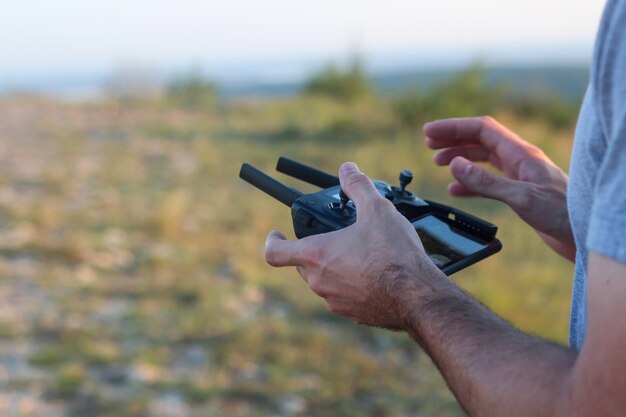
411, 214, 501, 275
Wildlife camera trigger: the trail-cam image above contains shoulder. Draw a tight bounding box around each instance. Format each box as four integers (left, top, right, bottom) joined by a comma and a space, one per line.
593, 0, 626, 139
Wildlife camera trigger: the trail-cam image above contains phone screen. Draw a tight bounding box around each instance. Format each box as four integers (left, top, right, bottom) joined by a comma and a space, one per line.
412, 215, 489, 269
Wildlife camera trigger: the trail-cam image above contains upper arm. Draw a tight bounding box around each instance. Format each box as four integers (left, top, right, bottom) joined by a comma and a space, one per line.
587, 0, 626, 263
567, 252, 626, 415
573, 12, 626, 409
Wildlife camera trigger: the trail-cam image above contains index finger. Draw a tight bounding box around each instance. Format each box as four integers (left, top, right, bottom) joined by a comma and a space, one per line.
423, 117, 521, 150
265, 230, 309, 267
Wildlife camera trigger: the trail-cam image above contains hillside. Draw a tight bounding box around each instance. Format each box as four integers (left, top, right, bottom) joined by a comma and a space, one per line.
0, 84, 576, 416
219, 65, 589, 101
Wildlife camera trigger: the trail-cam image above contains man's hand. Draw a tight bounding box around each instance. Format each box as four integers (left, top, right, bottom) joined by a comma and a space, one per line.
262, 160, 626, 417
264, 162, 445, 329
424, 116, 575, 261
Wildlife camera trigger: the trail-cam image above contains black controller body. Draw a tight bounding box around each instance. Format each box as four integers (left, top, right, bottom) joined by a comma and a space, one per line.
240, 157, 502, 275
291, 179, 426, 238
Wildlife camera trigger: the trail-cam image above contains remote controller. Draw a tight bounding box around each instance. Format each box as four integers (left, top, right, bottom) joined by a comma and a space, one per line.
239, 157, 502, 275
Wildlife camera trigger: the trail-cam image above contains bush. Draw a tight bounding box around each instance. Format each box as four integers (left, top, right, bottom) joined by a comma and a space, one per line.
166, 68, 217, 110
392, 65, 580, 130
303, 55, 372, 102
393, 66, 506, 128
505, 95, 580, 130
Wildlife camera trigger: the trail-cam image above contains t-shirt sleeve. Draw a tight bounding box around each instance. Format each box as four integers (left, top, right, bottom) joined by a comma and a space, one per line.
587, 123, 626, 263
587, 3, 626, 264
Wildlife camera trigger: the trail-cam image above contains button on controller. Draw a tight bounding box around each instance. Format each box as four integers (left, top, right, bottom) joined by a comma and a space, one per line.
338, 189, 349, 210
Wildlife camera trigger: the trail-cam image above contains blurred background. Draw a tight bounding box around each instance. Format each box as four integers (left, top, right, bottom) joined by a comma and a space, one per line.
0, 1, 604, 416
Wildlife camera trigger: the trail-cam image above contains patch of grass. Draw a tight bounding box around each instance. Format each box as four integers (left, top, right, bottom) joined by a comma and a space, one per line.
52, 362, 87, 397
29, 346, 67, 368
0, 81, 579, 416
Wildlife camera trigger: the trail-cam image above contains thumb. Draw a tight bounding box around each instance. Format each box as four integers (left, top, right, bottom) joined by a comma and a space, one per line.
450, 156, 524, 205
338, 162, 381, 210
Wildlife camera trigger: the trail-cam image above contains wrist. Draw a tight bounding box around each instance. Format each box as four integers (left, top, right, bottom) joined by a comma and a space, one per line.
389, 259, 452, 334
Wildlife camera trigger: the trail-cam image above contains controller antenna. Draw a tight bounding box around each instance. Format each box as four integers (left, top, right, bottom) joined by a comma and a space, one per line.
399, 170, 413, 193
239, 163, 303, 207
276, 157, 340, 188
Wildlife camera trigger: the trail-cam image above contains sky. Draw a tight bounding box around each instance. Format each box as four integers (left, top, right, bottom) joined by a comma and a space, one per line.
0, 0, 606, 89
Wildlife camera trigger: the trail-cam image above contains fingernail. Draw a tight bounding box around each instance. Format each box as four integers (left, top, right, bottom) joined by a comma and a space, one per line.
463, 162, 473, 176
340, 162, 359, 175
424, 120, 443, 130
268, 230, 286, 241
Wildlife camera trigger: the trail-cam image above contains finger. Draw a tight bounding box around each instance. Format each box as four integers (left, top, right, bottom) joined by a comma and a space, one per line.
447, 181, 480, 197
308, 276, 331, 299
295, 265, 308, 283
425, 136, 480, 150
424, 116, 522, 150
450, 157, 526, 205
325, 299, 350, 316
338, 162, 382, 210
265, 230, 308, 267
434, 145, 489, 166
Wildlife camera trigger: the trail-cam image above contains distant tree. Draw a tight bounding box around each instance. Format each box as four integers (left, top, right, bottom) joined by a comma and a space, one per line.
393, 65, 505, 128
392, 89, 430, 129
505, 95, 580, 130
166, 68, 217, 110
393, 64, 580, 131
303, 54, 372, 102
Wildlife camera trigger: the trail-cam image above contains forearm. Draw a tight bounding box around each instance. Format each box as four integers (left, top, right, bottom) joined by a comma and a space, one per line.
403, 274, 577, 416
267, 161, 626, 415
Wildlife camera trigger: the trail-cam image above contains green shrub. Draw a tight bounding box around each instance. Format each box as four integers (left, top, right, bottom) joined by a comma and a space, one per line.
392, 64, 580, 130
506, 95, 581, 130
166, 68, 217, 110
393, 66, 506, 127
53, 363, 87, 397
303, 55, 372, 102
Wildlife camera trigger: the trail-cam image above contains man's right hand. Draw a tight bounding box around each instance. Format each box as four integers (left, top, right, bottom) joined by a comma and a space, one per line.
424, 116, 576, 261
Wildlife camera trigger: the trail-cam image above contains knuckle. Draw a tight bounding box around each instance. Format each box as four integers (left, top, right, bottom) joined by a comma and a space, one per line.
297, 266, 312, 284
264, 248, 280, 266
525, 142, 540, 153
479, 115, 497, 126
520, 142, 541, 156
474, 169, 495, 188
303, 244, 324, 268
346, 172, 370, 189
510, 186, 534, 208
325, 300, 342, 315
370, 197, 394, 212
309, 279, 327, 298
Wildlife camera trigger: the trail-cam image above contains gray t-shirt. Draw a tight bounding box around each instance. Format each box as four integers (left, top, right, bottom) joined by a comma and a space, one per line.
568, 0, 626, 349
